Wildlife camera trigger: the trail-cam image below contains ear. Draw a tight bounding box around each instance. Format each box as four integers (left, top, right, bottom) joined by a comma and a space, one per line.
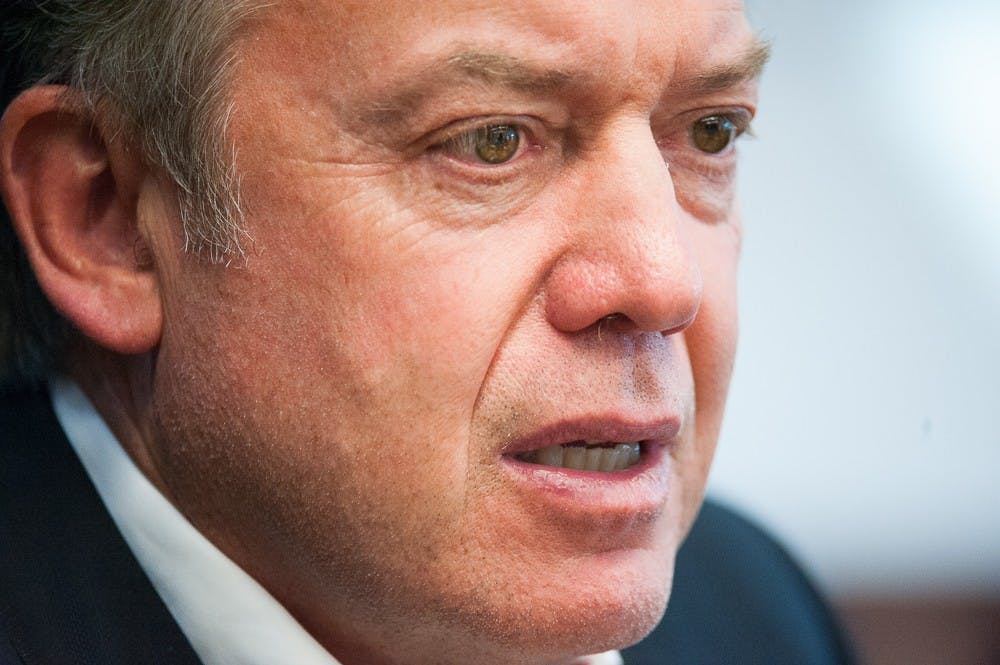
0, 86, 162, 355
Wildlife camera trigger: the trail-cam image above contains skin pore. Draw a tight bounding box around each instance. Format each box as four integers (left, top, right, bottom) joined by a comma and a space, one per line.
5, 1, 764, 664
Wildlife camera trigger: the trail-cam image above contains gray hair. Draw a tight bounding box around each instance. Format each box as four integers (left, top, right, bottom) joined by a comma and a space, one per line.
1, 1, 262, 388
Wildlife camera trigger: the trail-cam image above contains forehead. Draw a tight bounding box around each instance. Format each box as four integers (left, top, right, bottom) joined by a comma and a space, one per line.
249, 0, 756, 104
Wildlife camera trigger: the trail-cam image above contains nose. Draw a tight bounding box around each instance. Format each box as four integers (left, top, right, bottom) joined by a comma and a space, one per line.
543, 120, 702, 337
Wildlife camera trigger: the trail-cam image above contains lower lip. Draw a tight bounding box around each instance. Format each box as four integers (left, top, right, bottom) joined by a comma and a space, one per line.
499, 443, 673, 518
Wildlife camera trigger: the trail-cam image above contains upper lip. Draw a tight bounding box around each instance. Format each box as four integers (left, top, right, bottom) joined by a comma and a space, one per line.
500, 415, 682, 456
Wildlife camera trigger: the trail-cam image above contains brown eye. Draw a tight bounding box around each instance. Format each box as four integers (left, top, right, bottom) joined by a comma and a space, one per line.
443, 123, 522, 164
692, 115, 738, 154
476, 124, 520, 163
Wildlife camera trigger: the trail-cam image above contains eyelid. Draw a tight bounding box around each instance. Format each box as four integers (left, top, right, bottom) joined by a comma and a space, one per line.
441, 123, 524, 164
722, 108, 754, 141
694, 108, 753, 144
656, 106, 754, 154
426, 115, 547, 168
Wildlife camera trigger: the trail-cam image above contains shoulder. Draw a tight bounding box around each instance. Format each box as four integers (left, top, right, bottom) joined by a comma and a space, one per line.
0, 385, 200, 665
622, 498, 857, 665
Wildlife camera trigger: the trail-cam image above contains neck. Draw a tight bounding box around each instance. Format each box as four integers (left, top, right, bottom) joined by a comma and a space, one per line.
67, 342, 174, 504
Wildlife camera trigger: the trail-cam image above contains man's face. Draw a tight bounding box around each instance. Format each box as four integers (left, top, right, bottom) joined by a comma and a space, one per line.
143, 0, 760, 662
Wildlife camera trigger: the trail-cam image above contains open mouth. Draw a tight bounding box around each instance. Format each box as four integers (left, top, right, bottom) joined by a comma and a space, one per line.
516, 441, 642, 472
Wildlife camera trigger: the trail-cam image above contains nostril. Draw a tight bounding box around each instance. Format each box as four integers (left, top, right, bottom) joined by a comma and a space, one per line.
657, 305, 700, 337
596, 312, 624, 340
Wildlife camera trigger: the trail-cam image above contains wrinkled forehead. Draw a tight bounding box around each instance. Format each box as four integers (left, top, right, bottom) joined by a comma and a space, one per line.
242, 0, 758, 107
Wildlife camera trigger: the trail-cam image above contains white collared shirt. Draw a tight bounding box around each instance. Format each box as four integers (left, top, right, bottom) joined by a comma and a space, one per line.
50, 377, 622, 665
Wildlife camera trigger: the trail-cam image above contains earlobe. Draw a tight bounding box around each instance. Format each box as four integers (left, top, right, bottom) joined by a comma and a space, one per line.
0, 85, 162, 355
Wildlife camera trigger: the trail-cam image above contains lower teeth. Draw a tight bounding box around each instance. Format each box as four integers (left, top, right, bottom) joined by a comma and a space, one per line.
518, 442, 641, 472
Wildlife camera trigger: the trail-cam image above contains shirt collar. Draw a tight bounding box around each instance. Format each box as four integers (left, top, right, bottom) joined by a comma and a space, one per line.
51, 377, 341, 665
50, 376, 622, 665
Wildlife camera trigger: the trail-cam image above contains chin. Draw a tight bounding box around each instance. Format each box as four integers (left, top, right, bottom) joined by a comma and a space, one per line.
458, 548, 676, 663
564, 556, 674, 652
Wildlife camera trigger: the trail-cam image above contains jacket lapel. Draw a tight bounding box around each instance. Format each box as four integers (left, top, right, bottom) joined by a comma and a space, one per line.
0, 386, 202, 665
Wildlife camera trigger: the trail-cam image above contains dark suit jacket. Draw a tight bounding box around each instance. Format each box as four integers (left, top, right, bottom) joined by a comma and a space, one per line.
0, 386, 855, 664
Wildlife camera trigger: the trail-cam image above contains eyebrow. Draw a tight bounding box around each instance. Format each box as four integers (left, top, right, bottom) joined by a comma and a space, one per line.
360, 52, 578, 126
675, 39, 771, 96
359, 39, 770, 126
443, 51, 575, 92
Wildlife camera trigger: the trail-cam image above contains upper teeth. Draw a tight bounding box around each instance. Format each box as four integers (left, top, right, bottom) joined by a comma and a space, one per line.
518, 442, 641, 472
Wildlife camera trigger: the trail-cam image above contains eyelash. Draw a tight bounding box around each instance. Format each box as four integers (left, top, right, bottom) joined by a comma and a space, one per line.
658, 107, 751, 144
656, 108, 754, 179
429, 117, 542, 167
442, 125, 526, 162
424, 107, 753, 181
695, 112, 752, 153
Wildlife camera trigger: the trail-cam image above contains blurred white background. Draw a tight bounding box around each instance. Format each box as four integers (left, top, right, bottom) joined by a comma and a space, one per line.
708, 0, 1000, 602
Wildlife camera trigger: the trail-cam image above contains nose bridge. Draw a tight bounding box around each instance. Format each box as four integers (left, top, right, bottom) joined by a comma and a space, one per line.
544, 117, 702, 335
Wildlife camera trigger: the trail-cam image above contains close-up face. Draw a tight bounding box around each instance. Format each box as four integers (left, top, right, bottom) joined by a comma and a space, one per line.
140, 0, 762, 662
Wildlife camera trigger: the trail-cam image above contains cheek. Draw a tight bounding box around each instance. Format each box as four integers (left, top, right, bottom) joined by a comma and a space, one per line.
686, 210, 741, 373
154, 206, 547, 509
669, 155, 740, 224
321, 232, 540, 424
675, 218, 740, 518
